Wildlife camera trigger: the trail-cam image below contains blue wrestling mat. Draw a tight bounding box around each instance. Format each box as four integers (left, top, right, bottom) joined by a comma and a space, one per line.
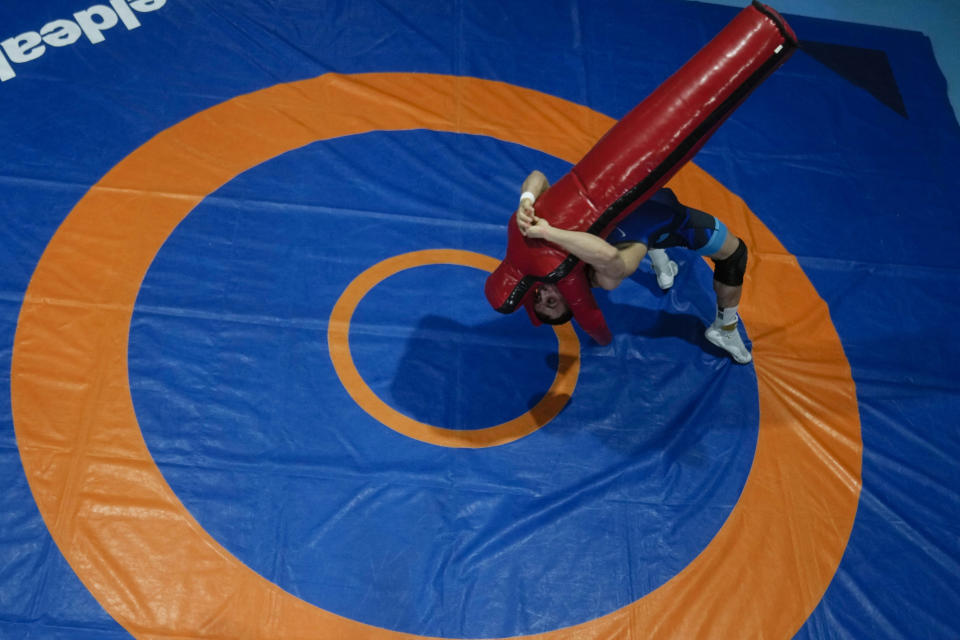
1, 1, 958, 638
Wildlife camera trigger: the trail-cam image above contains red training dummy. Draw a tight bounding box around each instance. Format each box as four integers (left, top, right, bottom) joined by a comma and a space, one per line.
485, 1, 797, 344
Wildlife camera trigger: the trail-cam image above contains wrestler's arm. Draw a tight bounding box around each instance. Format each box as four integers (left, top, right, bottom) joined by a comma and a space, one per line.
516, 170, 550, 222
520, 170, 550, 199
513, 169, 644, 288
515, 170, 550, 231
520, 217, 647, 289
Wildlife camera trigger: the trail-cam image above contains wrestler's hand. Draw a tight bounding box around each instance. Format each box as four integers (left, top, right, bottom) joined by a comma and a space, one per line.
522, 216, 552, 239
516, 199, 537, 234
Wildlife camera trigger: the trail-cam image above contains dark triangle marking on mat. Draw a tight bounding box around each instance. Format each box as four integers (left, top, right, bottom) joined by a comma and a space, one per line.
801, 40, 908, 118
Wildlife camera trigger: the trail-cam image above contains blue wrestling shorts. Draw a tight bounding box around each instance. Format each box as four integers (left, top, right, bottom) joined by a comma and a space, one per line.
610, 188, 728, 256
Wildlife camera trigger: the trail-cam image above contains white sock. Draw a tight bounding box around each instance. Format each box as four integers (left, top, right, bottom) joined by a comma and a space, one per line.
648, 248, 670, 271
717, 305, 739, 328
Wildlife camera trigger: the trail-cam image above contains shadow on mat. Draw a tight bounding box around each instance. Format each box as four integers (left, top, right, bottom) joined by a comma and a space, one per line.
385, 313, 568, 430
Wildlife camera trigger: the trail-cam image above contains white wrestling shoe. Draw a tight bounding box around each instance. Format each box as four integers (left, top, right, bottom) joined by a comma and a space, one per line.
654, 260, 679, 290
704, 320, 753, 364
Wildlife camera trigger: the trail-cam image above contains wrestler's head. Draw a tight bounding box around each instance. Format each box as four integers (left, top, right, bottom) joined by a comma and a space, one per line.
532, 283, 573, 325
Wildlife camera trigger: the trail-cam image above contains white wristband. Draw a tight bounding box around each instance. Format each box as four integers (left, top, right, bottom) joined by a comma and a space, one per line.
519, 191, 537, 205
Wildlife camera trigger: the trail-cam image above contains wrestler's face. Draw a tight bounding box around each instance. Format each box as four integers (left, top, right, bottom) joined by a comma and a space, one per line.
533, 283, 570, 321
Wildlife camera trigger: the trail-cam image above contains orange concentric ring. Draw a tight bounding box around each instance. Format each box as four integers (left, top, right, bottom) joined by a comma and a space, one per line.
327, 249, 580, 448
11, 72, 861, 639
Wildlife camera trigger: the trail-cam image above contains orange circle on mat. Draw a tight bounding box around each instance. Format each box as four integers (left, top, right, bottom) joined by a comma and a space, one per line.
327, 249, 580, 448
11, 73, 861, 639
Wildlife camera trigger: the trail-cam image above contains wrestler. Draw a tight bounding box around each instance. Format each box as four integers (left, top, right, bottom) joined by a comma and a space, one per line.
515, 170, 751, 364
